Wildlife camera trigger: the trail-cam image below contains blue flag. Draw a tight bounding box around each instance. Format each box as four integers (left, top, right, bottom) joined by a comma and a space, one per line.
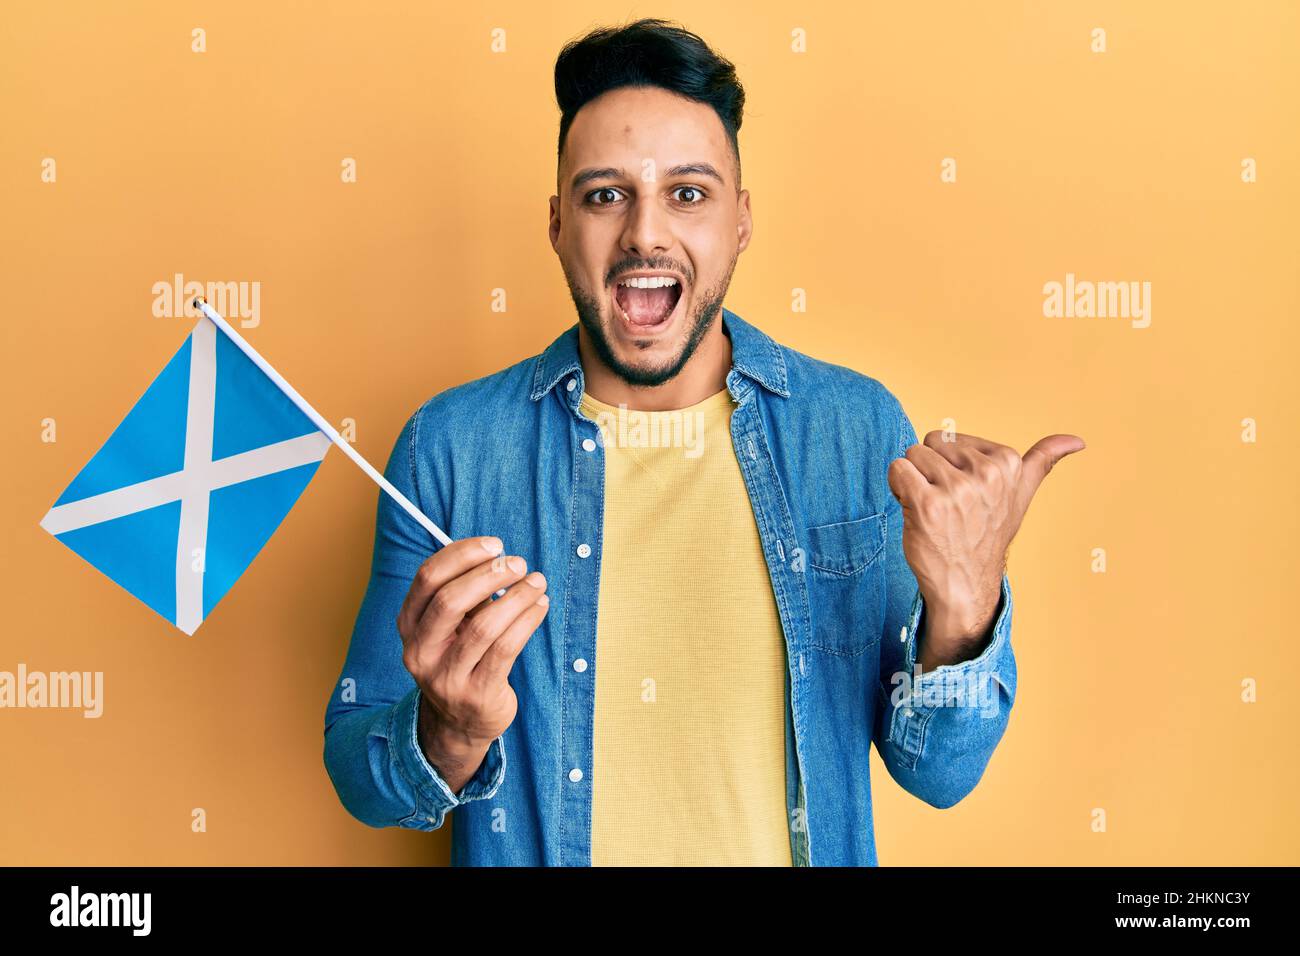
40, 316, 332, 635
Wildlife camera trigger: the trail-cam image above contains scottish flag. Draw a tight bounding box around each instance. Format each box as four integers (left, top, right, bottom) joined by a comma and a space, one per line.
40, 315, 332, 635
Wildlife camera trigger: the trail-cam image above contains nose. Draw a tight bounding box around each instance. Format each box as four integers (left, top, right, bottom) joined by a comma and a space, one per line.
619, 192, 672, 262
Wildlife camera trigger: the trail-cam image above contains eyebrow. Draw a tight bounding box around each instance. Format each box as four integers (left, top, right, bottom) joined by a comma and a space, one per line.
570, 162, 727, 193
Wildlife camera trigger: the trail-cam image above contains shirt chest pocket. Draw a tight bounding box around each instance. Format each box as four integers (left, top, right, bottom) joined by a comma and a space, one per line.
802, 513, 887, 657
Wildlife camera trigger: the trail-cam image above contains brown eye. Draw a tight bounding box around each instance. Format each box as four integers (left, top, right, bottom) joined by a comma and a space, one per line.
588, 188, 621, 205
673, 186, 704, 204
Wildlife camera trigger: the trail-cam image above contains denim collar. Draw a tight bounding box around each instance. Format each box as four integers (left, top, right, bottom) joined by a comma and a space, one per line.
529, 307, 790, 403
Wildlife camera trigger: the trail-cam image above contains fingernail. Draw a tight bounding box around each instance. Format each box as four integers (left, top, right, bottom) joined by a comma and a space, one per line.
525, 571, 546, 588
535, 594, 550, 607
507, 555, 526, 574
481, 537, 503, 554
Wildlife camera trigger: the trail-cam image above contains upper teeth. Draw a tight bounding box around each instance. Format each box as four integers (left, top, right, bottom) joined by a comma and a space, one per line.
618, 276, 678, 289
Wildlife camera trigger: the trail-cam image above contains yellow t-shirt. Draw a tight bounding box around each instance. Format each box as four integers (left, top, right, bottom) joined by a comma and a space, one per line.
579, 385, 793, 866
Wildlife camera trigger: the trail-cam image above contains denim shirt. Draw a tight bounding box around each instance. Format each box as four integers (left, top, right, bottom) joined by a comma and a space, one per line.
323, 308, 1017, 866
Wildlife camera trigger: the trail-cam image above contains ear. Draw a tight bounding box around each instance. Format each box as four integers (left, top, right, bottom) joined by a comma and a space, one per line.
548, 195, 561, 253
736, 189, 753, 254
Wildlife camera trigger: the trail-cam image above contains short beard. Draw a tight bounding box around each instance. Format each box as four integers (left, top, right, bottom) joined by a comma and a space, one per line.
566, 253, 737, 389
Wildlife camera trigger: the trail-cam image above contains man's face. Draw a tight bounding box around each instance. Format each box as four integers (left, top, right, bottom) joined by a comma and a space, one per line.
549, 85, 752, 388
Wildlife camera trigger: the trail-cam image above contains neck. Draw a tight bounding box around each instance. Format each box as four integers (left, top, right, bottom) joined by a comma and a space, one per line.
577, 320, 732, 411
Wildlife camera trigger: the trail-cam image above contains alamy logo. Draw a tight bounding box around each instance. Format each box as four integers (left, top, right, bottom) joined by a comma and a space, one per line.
50, 885, 151, 936
590, 405, 705, 459
0, 664, 102, 718
152, 273, 261, 327
890, 663, 1000, 718
1042, 272, 1151, 328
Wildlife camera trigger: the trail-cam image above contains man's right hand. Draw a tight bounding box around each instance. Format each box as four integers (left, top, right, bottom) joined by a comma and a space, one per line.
396, 536, 549, 794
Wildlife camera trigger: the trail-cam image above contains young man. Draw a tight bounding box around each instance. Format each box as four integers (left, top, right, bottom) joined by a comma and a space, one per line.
323, 18, 1083, 866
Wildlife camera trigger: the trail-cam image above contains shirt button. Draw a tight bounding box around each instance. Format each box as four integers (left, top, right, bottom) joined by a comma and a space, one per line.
566, 378, 576, 392
581, 438, 596, 452
903, 708, 914, 718
573, 658, 588, 672
568, 768, 583, 782
577, 543, 591, 558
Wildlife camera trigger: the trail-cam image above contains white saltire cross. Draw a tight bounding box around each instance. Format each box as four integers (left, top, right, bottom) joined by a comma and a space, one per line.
39, 318, 331, 634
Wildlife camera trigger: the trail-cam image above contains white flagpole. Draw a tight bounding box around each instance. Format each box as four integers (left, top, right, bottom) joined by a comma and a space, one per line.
191, 296, 453, 548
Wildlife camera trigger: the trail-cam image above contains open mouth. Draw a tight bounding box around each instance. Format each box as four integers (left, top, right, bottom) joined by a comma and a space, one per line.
613, 276, 683, 334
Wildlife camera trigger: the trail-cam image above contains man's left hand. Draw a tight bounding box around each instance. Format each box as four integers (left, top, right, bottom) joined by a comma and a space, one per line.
887, 430, 1085, 667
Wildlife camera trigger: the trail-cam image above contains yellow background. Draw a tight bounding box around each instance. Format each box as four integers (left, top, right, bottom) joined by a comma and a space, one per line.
1, 1, 1296, 865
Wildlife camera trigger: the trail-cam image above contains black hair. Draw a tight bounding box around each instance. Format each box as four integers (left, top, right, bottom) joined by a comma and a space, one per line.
554, 18, 745, 189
